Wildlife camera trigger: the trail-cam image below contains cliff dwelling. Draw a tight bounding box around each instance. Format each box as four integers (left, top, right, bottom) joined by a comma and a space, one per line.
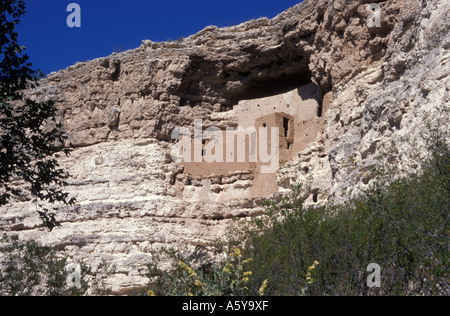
177, 82, 330, 201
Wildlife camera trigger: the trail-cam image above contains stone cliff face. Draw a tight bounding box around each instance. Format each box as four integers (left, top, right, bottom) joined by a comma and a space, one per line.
1, 0, 449, 293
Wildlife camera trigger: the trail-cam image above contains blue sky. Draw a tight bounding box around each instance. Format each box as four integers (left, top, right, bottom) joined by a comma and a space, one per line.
17, 1, 302, 75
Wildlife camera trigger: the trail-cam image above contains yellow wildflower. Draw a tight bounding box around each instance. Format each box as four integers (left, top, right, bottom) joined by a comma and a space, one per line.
243, 258, 253, 264
222, 267, 232, 274
231, 247, 242, 258
308, 261, 319, 271
178, 260, 197, 278
259, 279, 268, 296
194, 279, 206, 288
147, 290, 155, 296
178, 260, 188, 269
243, 271, 252, 277
306, 261, 319, 284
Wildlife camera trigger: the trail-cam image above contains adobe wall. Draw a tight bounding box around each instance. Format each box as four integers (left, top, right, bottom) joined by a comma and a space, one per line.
180, 83, 327, 199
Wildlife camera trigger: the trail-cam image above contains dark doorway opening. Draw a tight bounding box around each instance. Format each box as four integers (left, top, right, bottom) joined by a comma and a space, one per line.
283, 117, 290, 138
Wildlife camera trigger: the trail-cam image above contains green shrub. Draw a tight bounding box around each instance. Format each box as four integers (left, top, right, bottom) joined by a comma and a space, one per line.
146, 247, 257, 296
238, 138, 449, 296
0, 234, 88, 296
0, 235, 117, 296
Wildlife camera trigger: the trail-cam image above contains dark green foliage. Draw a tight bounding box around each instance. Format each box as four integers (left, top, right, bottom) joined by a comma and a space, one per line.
240, 139, 449, 296
0, 0, 74, 228
146, 247, 255, 296
0, 234, 117, 296
0, 234, 88, 296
